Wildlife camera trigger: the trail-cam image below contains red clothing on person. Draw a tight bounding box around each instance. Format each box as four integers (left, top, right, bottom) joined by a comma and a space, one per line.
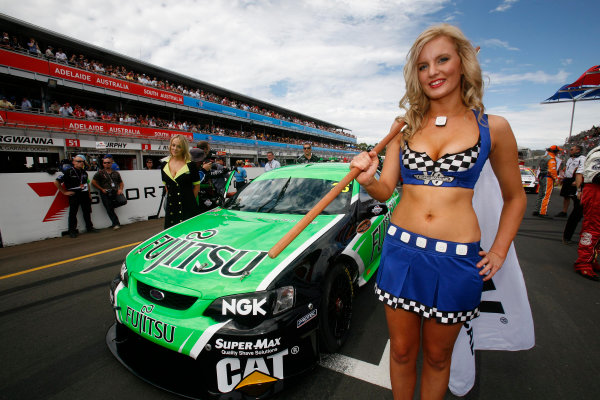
574, 183, 600, 273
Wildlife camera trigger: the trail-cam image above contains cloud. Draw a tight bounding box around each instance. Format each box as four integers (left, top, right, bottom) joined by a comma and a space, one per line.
490, 0, 519, 13
485, 70, 570, 86
482, 38, 519, 51
3, 0, 594, 151
561, 58, 573, 66
488, 102, 600, 149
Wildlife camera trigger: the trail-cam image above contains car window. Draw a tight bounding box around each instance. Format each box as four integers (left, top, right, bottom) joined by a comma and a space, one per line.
359, 172, 380, 203
224, 177, 351, 215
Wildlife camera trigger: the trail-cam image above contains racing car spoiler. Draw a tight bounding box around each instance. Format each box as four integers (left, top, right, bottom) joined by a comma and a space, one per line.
268, 119, 406, 259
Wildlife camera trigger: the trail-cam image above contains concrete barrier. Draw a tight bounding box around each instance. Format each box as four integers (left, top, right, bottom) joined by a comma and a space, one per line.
0, 167, 266, 246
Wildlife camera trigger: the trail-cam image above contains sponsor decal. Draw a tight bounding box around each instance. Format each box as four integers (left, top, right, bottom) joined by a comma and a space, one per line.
95, 77, 129, 90
27, 182, 164, 223
414, 171, 455, 186
69, 122, 104, 132
368, 204, 392, 263
125, 306, 176, 343
0, 135, 56, 145
160, 92, 182, 101
27, 182, 70, 222
216, 349, 289, 393
153, 131, 171, 139
137, 233, 269, 276
108, 126, 141, 135
214, 338, 281, 356
53, 66, 92, 82
222, 297, 267, 316
356, 220, 371, 233
371, 205, 383, 215
297, 309, 317, 328
66, 139, 80, 147
580, 232, 593, 246
140, 304, 154, 313
103, 142, 128, 149
186, 230, 218, 240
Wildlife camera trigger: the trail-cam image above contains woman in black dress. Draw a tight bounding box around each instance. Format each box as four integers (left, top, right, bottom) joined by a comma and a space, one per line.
161, 134, 201, 228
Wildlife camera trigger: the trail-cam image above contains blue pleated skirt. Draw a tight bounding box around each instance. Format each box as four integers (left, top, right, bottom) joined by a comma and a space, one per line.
375, 224, 483, 324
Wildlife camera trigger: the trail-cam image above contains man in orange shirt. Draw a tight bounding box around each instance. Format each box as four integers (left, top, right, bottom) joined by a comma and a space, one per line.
533, 145, 561, 217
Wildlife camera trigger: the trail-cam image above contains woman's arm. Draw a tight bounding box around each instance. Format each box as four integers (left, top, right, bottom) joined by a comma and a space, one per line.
350, 120, 403, 202
477, 115, 527, 280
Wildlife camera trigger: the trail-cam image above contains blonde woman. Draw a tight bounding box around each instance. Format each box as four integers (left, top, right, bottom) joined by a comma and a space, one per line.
161, 134, 201, 228
351, 24, 526, 399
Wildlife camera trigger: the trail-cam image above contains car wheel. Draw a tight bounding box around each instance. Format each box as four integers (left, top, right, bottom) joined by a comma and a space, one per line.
319, 263, 354, 353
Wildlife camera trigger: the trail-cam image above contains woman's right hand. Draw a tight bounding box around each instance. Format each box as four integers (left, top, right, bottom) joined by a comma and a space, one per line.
350, 150, 379, 186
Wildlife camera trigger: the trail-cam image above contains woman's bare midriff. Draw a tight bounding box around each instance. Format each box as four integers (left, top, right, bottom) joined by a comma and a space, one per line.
390, 184, 481, 243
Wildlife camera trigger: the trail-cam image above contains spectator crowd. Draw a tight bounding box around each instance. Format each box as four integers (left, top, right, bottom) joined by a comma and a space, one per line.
0, 91, 355, 151
1, 30, 356, 140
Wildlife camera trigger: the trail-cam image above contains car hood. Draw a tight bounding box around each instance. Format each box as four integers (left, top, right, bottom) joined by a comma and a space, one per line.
127, 208, 342, 299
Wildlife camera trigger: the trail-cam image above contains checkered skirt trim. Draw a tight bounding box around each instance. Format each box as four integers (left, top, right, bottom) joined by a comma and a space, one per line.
375, 283, 480, 324
403, 139, 481, 173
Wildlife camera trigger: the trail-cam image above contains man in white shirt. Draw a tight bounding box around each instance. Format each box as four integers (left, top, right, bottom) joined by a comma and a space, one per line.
557, 145, 586, 217
55, 48, 68, 63
264, 151, 281, 172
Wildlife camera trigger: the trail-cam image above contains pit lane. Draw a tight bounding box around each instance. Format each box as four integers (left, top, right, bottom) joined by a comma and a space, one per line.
1, 190, 599, 400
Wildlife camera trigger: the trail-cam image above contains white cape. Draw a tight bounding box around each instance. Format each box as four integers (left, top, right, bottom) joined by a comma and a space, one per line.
448, 161, 535, 396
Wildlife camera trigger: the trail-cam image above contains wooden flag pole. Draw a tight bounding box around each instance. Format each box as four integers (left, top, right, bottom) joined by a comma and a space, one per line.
268, 120, 406, 259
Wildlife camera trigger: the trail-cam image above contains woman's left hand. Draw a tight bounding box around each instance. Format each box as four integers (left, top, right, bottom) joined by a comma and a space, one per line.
477, 250, 505, 281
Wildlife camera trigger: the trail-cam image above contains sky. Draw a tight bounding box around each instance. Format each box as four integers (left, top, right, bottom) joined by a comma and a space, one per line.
3, 0, 599, 149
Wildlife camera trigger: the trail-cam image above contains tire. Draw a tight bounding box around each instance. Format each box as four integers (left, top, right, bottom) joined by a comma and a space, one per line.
319, 263, 354, 353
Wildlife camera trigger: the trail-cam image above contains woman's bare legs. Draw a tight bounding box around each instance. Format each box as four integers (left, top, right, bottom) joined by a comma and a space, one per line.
419, 318, 463, 400
385, 306, 421, 400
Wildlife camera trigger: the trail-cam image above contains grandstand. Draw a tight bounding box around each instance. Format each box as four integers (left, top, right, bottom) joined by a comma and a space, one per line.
0, 14, 357, 173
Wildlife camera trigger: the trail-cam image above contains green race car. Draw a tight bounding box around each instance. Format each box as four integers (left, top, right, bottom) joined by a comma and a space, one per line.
107, 162, 399, 399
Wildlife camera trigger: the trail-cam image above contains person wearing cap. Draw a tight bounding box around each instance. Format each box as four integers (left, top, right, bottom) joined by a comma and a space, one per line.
0, 96, 15, 109
103, 154, 120, 170
54, 154, 99, 238
533, 145, 561, 218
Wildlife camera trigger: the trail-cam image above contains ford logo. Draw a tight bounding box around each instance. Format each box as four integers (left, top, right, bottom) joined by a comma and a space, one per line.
149, 289, 165, 301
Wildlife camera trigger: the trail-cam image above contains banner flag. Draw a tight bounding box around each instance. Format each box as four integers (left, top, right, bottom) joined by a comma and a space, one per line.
449, 161, 535, 396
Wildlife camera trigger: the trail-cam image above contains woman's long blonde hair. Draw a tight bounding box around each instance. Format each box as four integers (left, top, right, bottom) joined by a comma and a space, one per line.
399, 24, 484, 139
169, 134, 191, 162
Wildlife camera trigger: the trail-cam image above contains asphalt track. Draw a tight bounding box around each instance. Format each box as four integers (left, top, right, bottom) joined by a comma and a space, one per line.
1, 189, 599, 400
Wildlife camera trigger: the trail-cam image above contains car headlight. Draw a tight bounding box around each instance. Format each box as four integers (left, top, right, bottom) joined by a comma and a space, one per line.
273, 286, 295, 315
205, 286, 295, 324
120, 262, 129, 287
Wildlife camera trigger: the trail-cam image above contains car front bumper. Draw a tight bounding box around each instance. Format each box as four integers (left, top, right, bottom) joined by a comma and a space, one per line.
108, 277, 320, 399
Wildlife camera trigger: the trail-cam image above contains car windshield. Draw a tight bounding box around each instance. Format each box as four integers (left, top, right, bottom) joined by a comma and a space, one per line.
224, 177, 351, 215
